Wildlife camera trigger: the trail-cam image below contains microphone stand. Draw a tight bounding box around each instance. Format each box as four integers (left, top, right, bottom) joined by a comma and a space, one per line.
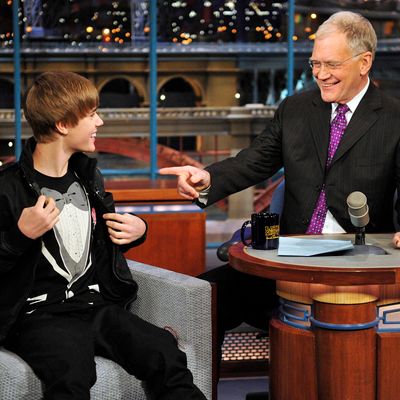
350, 227, 386, 255
355, 227, 365, 245
347, 192, 386, 255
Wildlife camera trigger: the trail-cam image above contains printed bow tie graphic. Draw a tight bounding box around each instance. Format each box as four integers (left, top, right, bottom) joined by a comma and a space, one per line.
41, 182, 88, 212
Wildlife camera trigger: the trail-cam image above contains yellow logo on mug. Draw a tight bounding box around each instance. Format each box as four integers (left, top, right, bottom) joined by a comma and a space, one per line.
265, 224, 279, 240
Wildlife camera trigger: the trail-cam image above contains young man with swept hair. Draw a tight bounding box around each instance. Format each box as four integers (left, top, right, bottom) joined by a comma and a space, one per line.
0, 71, 206, 400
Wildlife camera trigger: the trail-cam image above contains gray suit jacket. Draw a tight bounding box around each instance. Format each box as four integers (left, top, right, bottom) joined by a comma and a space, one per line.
203, 83, 400, 234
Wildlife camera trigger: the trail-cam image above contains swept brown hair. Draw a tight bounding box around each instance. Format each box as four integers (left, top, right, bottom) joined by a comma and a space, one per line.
23, 71, 99, 142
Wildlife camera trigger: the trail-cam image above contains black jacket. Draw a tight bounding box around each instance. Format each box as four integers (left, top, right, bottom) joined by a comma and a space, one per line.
0, 138, 146, 341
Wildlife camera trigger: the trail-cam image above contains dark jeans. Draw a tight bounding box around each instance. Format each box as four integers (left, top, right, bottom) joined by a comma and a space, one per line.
4, 304, 206, 400
199, 264, 279, 362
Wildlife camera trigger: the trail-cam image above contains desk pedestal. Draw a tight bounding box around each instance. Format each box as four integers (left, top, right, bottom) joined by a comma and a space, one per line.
269, 284, 400, 400
269, 319, 317, 400
377, 332, 400, 399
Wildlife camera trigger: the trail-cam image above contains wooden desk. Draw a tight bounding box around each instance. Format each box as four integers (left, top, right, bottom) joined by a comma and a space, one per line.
229, 234, 400, 400
108, 184, 206, 276
111, 188, 188, 205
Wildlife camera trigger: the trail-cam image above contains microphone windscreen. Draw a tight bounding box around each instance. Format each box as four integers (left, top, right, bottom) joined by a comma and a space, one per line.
347, 191, 370, 228
347, 192, 367, 216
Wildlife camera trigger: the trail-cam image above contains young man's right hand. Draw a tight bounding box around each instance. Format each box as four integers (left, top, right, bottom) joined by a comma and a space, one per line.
17, 195, 60, 239
158, 166, 211, 200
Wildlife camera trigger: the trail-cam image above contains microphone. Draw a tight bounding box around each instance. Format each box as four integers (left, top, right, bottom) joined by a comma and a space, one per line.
345, 191, 386, 254
347, 191, 369, 228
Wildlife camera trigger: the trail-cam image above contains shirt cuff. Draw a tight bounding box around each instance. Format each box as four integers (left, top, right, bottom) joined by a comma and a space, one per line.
197, 185, 211, 205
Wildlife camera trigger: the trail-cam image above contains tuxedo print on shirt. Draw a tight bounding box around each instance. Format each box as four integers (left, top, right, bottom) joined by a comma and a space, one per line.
41, 181, 92, 283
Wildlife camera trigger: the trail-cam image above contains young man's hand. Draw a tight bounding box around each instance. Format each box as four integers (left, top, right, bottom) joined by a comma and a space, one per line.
103, 213, 146, 245
17, 195, 60, 239
158, 166, 211, 200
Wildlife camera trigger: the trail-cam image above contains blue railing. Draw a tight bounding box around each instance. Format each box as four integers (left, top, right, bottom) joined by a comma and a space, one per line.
12, 0, 22, 159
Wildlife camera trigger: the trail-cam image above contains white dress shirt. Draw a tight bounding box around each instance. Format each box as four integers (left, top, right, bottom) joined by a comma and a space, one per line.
322, 78, 370, 233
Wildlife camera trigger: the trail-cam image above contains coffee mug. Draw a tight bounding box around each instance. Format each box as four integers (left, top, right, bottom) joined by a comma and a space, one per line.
241, 212, 280, 250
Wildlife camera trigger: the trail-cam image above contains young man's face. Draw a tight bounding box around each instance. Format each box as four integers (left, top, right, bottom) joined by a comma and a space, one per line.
311, 31, 372, 104
65, 109, 103, 153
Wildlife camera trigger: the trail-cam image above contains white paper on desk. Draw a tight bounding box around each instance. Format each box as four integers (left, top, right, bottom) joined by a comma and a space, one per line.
278, 237, 354, 257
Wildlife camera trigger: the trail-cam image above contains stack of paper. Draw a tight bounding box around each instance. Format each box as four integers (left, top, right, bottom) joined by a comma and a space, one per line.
277, 237, 354, 257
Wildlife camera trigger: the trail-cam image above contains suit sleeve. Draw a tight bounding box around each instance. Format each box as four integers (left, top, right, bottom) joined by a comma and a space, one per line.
201, 99, 286, 207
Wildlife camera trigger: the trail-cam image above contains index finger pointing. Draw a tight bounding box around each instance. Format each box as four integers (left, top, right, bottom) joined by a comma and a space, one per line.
158, 167, 188, 176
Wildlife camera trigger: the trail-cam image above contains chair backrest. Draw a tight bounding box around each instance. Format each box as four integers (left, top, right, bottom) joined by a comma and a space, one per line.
394, 190, 399, 232
270, 179, 285, 216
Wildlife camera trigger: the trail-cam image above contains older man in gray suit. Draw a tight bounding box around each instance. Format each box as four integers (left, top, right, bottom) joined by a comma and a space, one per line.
161, 11, 400, 361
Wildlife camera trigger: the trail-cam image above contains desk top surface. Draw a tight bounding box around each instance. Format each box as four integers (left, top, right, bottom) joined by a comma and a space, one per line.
106, 180, 187, 203
229, 233, 400, 285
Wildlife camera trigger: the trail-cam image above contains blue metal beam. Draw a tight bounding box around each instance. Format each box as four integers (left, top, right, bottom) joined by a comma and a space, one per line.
287, 0, 295, 96
101, 168, 151, 176
149, 0, 158, 179
13, 0, 22, 159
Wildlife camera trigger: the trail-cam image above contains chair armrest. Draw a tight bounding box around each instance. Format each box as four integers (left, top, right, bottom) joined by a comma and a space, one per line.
217, 226, 250, 262
126, 260, 214, 400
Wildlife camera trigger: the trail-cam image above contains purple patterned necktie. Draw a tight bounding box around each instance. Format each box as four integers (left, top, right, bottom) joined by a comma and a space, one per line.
306, 103, 350, 234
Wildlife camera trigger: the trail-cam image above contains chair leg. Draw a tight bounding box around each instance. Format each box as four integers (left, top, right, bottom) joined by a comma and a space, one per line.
245, 392, 269, 400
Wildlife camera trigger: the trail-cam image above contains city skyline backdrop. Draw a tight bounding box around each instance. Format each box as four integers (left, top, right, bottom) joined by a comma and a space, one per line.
1, 0, 399, 49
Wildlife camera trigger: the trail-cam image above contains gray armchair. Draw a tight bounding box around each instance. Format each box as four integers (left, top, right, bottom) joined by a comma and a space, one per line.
0, 260, 214, 399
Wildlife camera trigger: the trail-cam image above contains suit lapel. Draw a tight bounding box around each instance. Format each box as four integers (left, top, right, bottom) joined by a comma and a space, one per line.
332, 84, 382, 165
309, 95, 331, 171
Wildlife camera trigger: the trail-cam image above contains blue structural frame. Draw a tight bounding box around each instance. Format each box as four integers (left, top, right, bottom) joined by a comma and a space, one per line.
278, 297, 400, 332
13, 0, 22, 159
310, 315, 380, 331
287, 0, 295, 96
149, 0, 158, 180
101, 0, 158, 178
279, 298, 312, 330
